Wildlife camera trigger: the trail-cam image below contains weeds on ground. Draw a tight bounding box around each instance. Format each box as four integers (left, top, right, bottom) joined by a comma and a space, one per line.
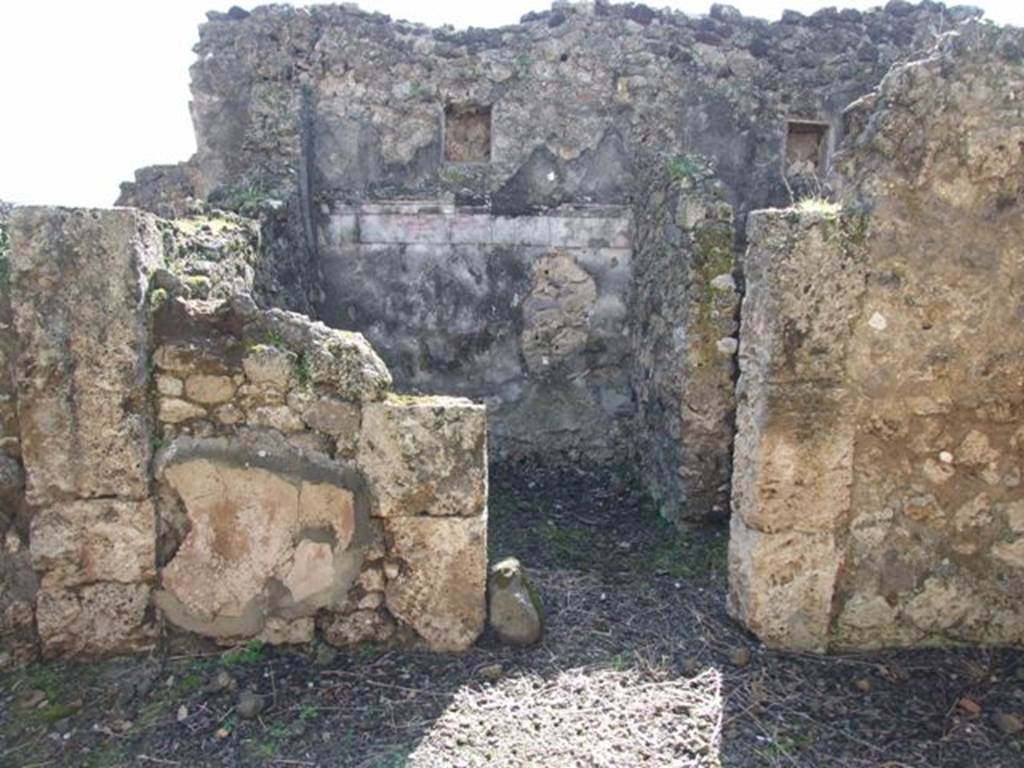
753, 729, 815, 762
222, 639, 266, 667
353, 641, 384, 663
540, 521, 594, 569
635, 518, 729, 583
253, 721, 290, 759
7, 664, 83, 727
84, 743, 128, 768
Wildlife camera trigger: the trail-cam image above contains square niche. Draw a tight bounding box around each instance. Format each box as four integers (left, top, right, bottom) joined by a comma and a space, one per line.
785, 120, 830, 176
444, 104, 492, 163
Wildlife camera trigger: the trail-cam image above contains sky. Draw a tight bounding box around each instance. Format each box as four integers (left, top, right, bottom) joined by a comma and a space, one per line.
1, 0, 1021, 207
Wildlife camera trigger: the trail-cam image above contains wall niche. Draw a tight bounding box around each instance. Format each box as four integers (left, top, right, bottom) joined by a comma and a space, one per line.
444, 104, 492, 163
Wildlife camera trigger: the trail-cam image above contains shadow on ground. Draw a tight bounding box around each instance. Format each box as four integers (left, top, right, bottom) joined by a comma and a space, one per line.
1, 459, 1022, 766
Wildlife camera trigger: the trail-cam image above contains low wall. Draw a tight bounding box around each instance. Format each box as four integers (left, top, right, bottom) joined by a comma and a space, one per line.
316, 201, 634, 460
0, 206, 489, 660
151, 297, 487, 651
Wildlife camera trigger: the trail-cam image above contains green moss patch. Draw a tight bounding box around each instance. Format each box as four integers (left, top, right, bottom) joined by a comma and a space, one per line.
0, 225, 10, 291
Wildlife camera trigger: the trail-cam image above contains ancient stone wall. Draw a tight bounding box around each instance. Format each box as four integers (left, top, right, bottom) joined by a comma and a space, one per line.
121, 1, 978, 476
630, 156, 739, 524
318, 201, 632, 458
186, 1, 973, 214
0, 206, 489, 660
730, 21, 1024, 651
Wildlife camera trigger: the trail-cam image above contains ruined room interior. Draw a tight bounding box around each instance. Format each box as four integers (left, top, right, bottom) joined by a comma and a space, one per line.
2, 1, 1024, 765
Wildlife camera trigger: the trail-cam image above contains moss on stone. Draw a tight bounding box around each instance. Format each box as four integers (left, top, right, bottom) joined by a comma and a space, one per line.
209, 180, 277, 215
171, 215, 240, 236
692, 222, 735, 362
665, 153, 705, 184
149, 287, 169, 309
818, 207, 870, 262
0, 225, 9, 291
525, 577, 545, 624
294, 350, 313, 389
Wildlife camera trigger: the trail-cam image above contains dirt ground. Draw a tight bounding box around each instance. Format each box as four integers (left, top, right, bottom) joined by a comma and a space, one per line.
2, 459, 1023, 767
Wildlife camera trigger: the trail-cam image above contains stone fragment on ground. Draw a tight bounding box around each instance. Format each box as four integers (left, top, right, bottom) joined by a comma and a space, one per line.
729, 646, 751, 668
206, 669, 237, 694
994, 711, 1023, 736
477, 663, 504, 682
236, 690, 264, 720
488, 557, 544, 646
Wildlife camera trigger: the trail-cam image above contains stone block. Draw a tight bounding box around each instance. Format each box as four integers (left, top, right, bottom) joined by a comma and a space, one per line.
243, 344, 296, 390
731, 381, 854, 534
29, 499, 156, 588
727, 520, 838, 652
357, 396, 487, 518
36, 582, 155, 658
248, 405, 306, 433
154, 342, 229, 375
185, 374, 236, 404
740, 211, 867, 385
257, 309, 392, 401
0, 539, 39, 664
290, 393, 361, 441
156, 375, 184, 397
384, 515, 487, 651
8, 207, 163, 504
159, 398, 207, 424
488, 557, 544, 646
259, 616, 315, 645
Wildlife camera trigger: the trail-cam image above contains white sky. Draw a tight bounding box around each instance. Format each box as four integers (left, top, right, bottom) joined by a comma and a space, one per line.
1, 0, 1021, 207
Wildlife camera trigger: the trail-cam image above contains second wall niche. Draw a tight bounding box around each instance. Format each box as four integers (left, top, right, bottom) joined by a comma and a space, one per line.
444, 104, 492, 163
785, 120, 830, 178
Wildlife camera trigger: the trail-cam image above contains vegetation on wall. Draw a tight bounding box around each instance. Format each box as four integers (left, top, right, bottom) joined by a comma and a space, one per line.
665, 153, 710, 186
0, 225, 10, 290
207, 180, 276, 217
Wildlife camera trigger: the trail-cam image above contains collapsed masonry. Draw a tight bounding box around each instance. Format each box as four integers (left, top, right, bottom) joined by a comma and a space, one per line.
2, 2, 1024, 659
0, 207, 487, 661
